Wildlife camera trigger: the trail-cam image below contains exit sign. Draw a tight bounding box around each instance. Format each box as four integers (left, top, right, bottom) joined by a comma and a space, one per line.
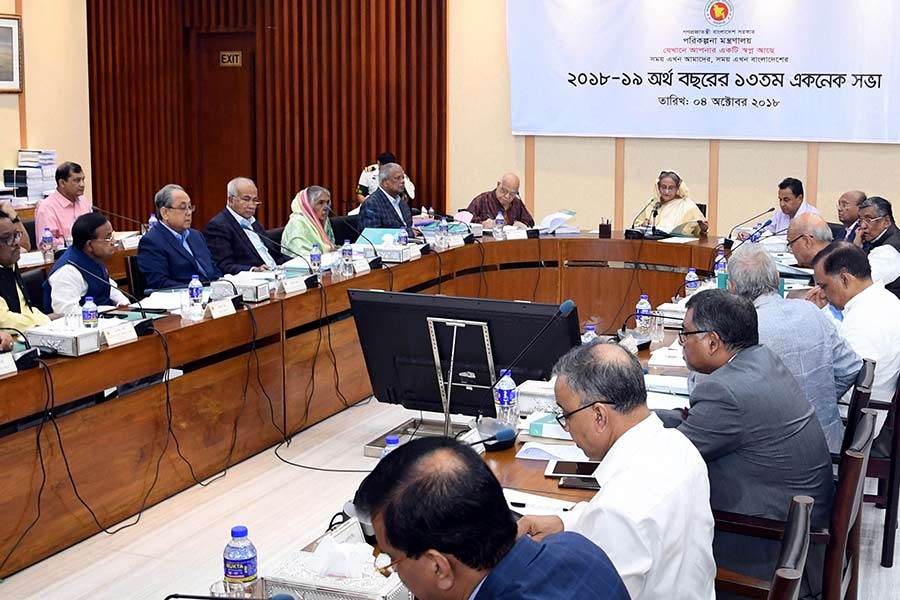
219, 51, 242, 67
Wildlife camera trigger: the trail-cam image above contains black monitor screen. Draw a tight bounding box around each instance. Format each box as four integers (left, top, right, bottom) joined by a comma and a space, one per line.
348, 289, 580, 417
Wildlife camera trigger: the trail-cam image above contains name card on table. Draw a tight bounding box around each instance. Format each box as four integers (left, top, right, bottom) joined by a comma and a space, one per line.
505, 228, 529, 240
278, 277, 307, 294
448, 234, 466, 248
0, 352, 17, 379
204, 299, 237, 320
102, 322, 138, 347
352, 257, 371, 275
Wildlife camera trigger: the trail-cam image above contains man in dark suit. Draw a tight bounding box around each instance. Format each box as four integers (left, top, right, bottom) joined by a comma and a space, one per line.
836, 190, 865, 243
857, 196, 900, 299
353, 437, 629, 600
137, 184, 222, 291
672, 289, 833, 599
357, 162, 414, 233
204, 177, 287, 275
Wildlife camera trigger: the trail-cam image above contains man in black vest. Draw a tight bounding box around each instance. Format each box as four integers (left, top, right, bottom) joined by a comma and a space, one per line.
44, 212, 129, 314
858, 196, 900, 299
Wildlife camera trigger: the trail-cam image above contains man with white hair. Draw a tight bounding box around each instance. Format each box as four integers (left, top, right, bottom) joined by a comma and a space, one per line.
727, 244, 861, 452
205, 177, 287, 275
358, 162, 415, 233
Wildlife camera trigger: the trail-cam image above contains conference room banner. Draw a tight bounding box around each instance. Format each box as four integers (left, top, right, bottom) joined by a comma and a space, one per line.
507, 0, 900, 143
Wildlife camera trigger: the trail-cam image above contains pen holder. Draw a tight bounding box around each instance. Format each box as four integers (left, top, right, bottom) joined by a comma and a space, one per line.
598, 223, 612, 239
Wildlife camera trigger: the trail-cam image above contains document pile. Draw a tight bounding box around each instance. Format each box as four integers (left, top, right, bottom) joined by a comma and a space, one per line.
536, 209, 579, 235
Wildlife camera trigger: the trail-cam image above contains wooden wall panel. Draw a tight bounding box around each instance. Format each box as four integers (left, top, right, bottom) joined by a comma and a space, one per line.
87, 0, 447, 231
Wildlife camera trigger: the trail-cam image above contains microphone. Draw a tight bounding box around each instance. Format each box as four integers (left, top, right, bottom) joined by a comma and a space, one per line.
724, 208, 776, 249
250, 230, 321, 289
625, 198, 659, 239
92, 205, 149, 233
60, 259, 155, 335
478, 300, 576, 412
0, 326, 58, 369
430, 212, 477, 244
326, 205, 384, 269
728, 219, 774, 253
671, 276, 715, 302
468, 426, 517, 446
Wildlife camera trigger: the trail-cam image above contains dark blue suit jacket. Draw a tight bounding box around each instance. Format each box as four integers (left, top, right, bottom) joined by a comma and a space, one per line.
476, 533, 629, 600
136, 224, 222, 291
204, 209, 287, 275
358, 187, 413, 232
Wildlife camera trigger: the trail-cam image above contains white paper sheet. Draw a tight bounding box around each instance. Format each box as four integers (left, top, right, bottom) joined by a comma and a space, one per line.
515, 442, 589, 462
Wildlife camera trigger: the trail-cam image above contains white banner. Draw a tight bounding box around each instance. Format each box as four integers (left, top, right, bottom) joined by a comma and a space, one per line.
508, 0, 900, 143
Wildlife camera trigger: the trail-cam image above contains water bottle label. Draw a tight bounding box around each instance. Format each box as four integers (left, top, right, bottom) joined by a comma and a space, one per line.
224, 556, 258, 583
82, 308, 98, 321
189, 286, 202, 300
496, 388, 517, 406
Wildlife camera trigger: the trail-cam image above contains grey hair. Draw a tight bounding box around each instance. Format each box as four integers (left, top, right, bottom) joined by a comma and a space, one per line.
727, 243, 780, 300
154, 184, 185, 212
226, 177, 256, 200
859, 196, 894, 221
794, 216, 834, 242
379, 162, 402, 185
307, 185, 331, 206
552, 343, 646, 414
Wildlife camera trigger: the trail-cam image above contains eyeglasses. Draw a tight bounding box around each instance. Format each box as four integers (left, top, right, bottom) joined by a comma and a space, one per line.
91, 232, 116, 244
497, 187, 519, 198
677, 329, 709, 344
0, 230, 23, 247
167, 204, 195, 213
860, 216, 886, 226
554, 400, 613, 429
373, 551, 406, 577
786, 234, 807, 248
658, 184, 678, 192
232, 195, 261, 205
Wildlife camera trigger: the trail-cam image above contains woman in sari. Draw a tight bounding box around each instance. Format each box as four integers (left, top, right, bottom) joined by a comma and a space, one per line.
282, 186, 336, 256
636, 170, 708, 236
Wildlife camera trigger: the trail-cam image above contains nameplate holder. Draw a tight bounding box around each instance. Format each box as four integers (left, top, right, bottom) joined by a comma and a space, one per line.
102, 322, 138, 347
505, 229, 529, 241
448, 234, 466, 248
278, 277, 307, 294
352, 258, 371, 274
0, 353, 17, 379
204, 299, 237, 319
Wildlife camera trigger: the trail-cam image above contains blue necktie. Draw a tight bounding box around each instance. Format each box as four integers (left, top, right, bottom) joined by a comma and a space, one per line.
180, 232, 208, 278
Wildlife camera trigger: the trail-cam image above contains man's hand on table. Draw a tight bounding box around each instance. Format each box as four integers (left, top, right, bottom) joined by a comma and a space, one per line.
516, 515, 564, 542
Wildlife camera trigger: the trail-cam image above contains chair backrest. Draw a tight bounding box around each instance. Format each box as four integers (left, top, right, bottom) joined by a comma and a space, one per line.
19, 268, 46, 311
840, 358, 876, 455
125, 254, 147, 301
768, 495, 813, 600
330, 214, 361, 244
265, 226, 285, 248
823, 409, 877, 599
696, 202, 708, 217
828, 222, 846, 241
23, 219, 36, 248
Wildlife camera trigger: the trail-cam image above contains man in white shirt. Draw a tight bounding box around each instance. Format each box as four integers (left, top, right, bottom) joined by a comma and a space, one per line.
517, 343, 715, 600
857, 196, 900, 299
767, 177, 820, 235
44, 212, 128, 314
813, 241, 900, 453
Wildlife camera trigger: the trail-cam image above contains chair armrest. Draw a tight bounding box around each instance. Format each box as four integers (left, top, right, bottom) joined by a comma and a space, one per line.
868, 400, 893, 411
714, 510, 831, 545
715, 567, 770, 599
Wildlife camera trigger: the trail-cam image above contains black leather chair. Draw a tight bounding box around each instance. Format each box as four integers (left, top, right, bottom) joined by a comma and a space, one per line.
19, 268, 46, 312
125, 254, 148, 300
265, 226, 285, 248
828, 222, 846, 241
23, 219, 36, 248
330, 214, 361, 244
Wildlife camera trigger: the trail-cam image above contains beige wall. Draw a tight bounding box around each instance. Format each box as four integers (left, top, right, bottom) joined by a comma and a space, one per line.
0, 0, 92, 198
448, 2, 900, 235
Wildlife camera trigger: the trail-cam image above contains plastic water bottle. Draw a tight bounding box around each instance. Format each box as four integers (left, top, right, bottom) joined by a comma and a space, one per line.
380, 435, 400, 459
714, 250, 728, 289
310, 243, 321, 276
188, 275, 203, 321
427, 206, 435, 219
148, 214, 158, 230
493, 369, 518, 428
581, 325, 599, 345
437, 217, 449, 249
750, 223, 763, 243
81, 297, 98, 328
493, 211, 506, 241
223, 525, 258, 595
341, 239, 354, 276
635, 294, 652, 335
397, 228, 408, 246
40, 227, 54, 262
684, 267, 699, 296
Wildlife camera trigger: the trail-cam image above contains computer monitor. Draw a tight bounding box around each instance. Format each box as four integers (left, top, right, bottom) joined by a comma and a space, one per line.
348, 289, 580, 417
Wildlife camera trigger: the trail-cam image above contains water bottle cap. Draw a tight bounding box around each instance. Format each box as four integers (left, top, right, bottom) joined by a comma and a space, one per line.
344, 239, 350, 244
231, 525, 248, 538
385, 435, 400, 446
312, 243, 319, 248
85, 296, 94, 302
500, 369, 511, 377
688, 267, 696, 272
717, 249, 725, 255
192, 275, 200, 280
640, 294, 648, 299
585, 325, 596, 331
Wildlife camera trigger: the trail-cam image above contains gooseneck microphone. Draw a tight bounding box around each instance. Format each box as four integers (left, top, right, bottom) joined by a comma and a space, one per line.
631, 198, 657, 229
92, 205, 148, 232
724, 207, 776, 249
0, 326, 58, 369
250, 230, 321, 289
63, 260, 155, 335
727, 219, 775, 254
625, 198, 660, 239
467, 426, 517, 446
326, 205, 384, 269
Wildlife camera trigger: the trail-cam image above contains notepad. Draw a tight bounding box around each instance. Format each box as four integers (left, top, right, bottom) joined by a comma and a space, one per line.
516, 442, 589, 462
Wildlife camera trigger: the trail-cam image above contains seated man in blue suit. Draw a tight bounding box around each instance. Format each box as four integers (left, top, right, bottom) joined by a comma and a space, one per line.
205, 176, 287, 275
357, 162, 414, 234
353, 437, 629, 600
137, 184, 222, 291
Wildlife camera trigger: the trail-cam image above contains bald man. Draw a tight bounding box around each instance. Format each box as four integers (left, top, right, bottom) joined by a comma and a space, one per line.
836, 190, 866, 244
465, 173, 534, 228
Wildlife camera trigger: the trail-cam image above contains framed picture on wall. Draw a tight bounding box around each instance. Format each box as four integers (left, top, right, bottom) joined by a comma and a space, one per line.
0, 15, 23, 93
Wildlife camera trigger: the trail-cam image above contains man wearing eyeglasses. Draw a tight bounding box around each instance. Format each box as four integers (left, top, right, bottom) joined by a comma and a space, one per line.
43, 212, 129, 314
835, 190, 866, 244
464, 173, 534, 229
137, 184, 222, 291
517, 343, 715, 600
0, 212, 50, 332
354, 437, 629, 600
205, 177, 287, 275
675, 289, 833, 599
856, 196, 900, 299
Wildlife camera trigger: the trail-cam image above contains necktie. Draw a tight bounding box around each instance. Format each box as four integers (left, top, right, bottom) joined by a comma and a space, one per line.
181, 232, 208, 278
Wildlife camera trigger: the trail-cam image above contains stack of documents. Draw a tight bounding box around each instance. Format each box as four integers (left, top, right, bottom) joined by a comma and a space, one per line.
536, 210, 579, 234
648, 338, 686, 367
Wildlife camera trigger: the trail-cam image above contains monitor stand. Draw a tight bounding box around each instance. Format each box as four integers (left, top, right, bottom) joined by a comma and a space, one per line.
363, 418, 474, 458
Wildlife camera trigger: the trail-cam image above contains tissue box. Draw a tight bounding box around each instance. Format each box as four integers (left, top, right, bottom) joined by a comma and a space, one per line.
26, 326, 101, 357
374, 244, 413, 263
264, 575, 411, 600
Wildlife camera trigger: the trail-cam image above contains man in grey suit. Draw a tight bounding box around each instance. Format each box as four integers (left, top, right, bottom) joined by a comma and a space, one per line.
676, 289, 834, 599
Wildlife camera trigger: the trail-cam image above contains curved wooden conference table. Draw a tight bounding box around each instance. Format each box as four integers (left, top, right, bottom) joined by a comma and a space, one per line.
0, 233, 719, 577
